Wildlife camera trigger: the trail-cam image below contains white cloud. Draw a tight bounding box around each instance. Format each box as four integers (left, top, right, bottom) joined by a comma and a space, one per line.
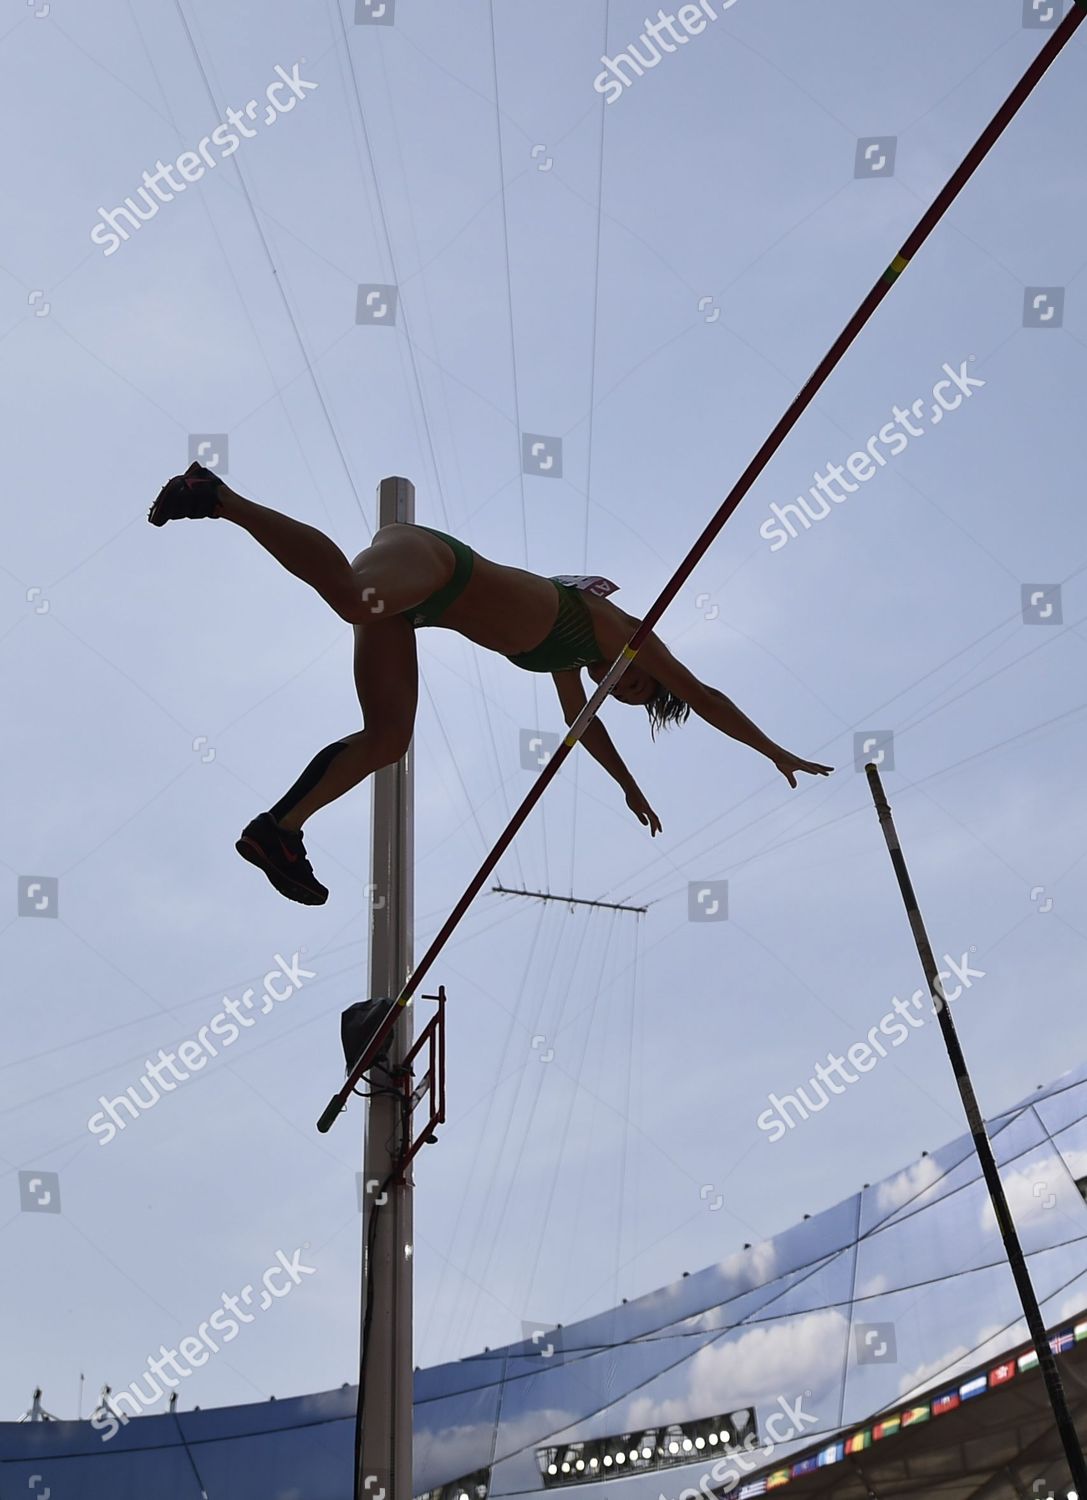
1055, 1284, 1087, 1324
626, 1308, 848, 1429
416, 1406, 579, 1489
979, 1147, 1087, 1234
667, 1244, 784, 1338
874, 1155, 943, 1216
715, 1241, 780, 1290
896, 1322, 1009, 1403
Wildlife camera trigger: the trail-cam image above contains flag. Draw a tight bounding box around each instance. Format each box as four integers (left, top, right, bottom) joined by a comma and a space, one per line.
901, 1406, 930, 1428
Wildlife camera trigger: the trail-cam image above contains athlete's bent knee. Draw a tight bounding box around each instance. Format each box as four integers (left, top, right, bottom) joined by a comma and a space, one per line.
369, 726, 413, 766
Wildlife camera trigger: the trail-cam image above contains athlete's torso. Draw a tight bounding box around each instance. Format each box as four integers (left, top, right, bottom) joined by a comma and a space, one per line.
392, 524, 632, 665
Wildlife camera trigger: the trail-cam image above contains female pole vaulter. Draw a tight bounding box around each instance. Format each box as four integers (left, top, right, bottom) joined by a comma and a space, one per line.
149, 464, 832, 905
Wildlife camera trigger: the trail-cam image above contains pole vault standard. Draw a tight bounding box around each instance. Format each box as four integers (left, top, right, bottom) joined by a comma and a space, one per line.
317, 4, 1086, 1137
356, 476, 416, 1500
864, 764, 1086, 1493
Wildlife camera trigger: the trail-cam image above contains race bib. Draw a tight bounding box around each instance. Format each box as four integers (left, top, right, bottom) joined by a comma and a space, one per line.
552, 574, 619, 598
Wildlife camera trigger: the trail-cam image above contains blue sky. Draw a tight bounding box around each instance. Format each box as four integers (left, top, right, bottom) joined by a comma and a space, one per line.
2, 0, 1086, 1426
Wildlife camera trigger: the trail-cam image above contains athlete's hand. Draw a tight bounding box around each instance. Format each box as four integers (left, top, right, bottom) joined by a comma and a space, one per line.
772, 749, 833, 789
626, 785, 662, 836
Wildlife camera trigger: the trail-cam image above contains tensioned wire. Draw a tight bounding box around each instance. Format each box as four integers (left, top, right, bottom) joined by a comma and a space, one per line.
328, 0, 533, 892
333, 0, 547, 892
605, 576, 1087, 910
487, 910, 623, 1343
487, 0, 556, 891
568, 0, 613, 899
420, 897, 549, 1361
167, 1, 533, 919
439, 903, 613, 1361
178, 0, 532, 908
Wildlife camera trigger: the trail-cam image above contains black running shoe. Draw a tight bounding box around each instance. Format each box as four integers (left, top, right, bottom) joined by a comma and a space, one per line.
235, 813, 329, 905
148, 462, 224, 526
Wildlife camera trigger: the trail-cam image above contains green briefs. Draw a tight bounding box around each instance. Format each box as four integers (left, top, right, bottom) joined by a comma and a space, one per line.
506, 581, 606, 674
408, 531, 606, 674
408, 527, 475, 628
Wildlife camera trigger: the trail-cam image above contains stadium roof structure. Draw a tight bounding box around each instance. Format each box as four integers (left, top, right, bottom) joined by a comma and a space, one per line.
5, 1061, 1087, 1500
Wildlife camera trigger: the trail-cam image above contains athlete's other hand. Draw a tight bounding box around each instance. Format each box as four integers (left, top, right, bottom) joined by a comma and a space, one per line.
626, 785, 662, 836
772, 749, 833, 789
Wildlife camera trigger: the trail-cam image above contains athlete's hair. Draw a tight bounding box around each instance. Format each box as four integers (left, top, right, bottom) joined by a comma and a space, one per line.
646, 684, 690, 737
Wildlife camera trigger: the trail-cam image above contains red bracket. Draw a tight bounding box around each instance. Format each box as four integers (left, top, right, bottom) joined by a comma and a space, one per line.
395, 987, 446, 1178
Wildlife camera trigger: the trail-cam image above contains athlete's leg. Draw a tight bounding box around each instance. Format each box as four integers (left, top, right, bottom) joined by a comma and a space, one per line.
151, 463, 455, 621
150, 463, 365, 617
273, 615, 419, 829
235, 617, 418, 903
215, 485, 372, 622
219, 483, 453, 622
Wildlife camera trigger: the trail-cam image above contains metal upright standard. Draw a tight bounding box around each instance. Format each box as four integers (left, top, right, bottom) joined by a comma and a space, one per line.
357, 475, 417, 1500
864, 763, 1086, 1493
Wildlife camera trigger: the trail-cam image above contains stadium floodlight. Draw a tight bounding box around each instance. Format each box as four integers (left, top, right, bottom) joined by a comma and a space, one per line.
537, 1410, 756, 1486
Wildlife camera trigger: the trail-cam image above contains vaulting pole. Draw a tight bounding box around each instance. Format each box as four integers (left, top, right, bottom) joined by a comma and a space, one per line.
864, 763, 1086, 1493
318, 4, 1086, 1136
356, 476, 416, 1500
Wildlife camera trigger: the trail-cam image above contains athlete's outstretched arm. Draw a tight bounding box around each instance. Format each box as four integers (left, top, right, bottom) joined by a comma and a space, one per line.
551, 671, 662, 835
637, 635, 833, 788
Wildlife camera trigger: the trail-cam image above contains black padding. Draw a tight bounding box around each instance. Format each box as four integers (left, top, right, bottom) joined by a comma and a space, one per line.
341, 997, 397, 1070
269, 740, 350, 822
